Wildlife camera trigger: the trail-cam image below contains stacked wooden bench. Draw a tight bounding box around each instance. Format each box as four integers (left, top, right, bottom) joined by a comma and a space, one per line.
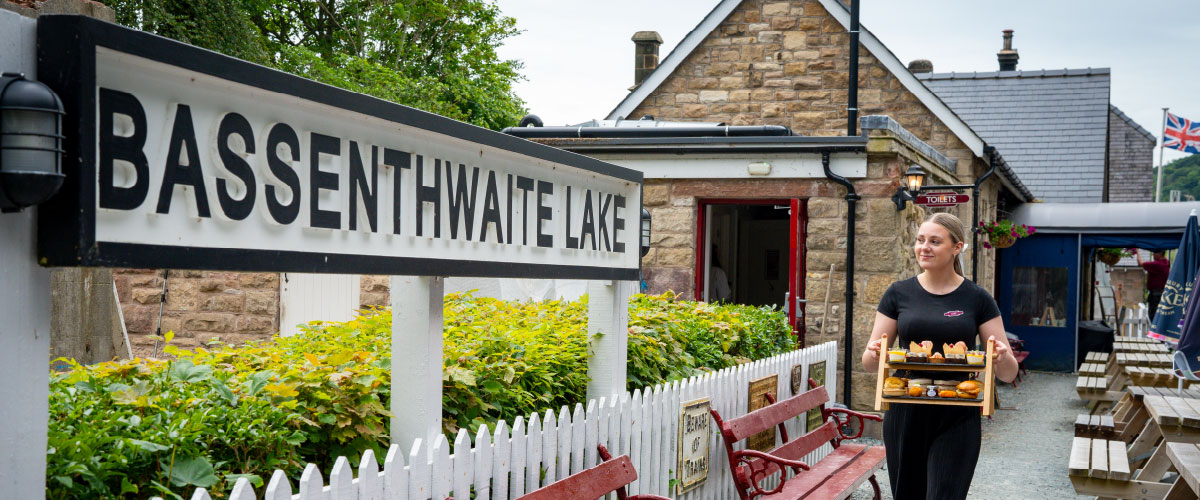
710, 382, 885, 500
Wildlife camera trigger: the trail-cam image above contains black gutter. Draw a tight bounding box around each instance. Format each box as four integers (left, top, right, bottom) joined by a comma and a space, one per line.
847, 0, 860, 137
503, 125, 793, 139
821, 151, 859, 409
972, 145, 997, 282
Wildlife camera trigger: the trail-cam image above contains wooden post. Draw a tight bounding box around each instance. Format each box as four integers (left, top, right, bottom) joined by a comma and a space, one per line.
390, 276, 445, 453
586, 280, 636, 402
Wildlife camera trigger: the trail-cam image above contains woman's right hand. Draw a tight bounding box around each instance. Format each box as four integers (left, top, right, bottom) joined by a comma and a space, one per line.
864, 337, 883, 360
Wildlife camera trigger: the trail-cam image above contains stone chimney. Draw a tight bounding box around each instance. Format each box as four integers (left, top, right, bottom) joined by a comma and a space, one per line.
997, 29, 1019, 71
908, 59, 933, 74
632, 31, 662, 87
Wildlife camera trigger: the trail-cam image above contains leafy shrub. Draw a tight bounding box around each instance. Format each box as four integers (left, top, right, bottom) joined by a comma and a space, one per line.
47, 293, 793, 498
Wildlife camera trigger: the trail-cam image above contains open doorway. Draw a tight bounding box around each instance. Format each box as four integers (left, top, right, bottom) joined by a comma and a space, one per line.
698, 200, 807, 342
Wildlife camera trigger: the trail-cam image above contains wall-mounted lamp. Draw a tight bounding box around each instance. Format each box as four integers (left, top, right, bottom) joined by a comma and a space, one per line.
640, 208, 652, 257
0, 72, 65, 213
891, 164, 926, 210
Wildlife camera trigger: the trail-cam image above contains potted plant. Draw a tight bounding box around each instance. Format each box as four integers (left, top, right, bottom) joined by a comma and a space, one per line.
1095, 247, 1132, 266
976, 219, 1035, 249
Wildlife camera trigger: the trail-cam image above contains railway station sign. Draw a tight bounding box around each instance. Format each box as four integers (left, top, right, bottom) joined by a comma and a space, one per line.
35, 16, 642, 280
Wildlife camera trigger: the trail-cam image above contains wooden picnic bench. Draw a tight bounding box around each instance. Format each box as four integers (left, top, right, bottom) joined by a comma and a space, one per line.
1165, 442, 1200, 497
1126, 394, 1200, 466
514, 444, 670, 500
1069, 437, 1194, 498
710, 382, 885, 500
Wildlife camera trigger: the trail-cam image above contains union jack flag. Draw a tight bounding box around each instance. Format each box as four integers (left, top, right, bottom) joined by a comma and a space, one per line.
1165, 112, 1200, 154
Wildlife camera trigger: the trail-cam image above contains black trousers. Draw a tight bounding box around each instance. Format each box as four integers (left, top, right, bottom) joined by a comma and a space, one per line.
1148, 288, 1163, 321
883, 403, 981, 500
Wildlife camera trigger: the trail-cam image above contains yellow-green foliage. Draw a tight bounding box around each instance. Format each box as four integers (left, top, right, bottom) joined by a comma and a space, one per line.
47, 292, 793, 498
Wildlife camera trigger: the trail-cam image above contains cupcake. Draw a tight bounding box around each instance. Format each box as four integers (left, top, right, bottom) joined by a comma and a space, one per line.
967, 350, 985, 366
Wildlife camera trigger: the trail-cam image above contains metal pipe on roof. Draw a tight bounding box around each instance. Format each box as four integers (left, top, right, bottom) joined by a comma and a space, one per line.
502, 124, 794, 138
847, 0, 860, 137
821, 151, 859, 409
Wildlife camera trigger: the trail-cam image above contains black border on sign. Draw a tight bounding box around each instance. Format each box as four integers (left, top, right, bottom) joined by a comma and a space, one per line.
35, 15, 641, 280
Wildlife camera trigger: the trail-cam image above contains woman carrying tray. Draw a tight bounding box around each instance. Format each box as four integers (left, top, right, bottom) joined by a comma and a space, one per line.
862, 212, 1018, 499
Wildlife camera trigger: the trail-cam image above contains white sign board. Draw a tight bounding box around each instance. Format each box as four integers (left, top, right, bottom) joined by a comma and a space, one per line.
38, 16, 641, 280
677, 398, 711, 494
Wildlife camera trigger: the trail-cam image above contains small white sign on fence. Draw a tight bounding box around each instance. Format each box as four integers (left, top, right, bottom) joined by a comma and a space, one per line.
677, 398, 711, 495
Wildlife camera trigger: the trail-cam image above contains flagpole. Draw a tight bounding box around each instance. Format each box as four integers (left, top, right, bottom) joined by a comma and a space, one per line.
1156, 107, 1169, 202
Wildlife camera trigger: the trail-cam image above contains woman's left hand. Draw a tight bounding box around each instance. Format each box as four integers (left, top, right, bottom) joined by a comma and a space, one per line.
991, 338, 1011, 360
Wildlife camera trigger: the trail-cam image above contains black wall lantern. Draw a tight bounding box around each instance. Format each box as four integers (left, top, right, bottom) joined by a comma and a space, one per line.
0, 72, 65, 213
640, 208, 652, 257
891, 164, 927, 210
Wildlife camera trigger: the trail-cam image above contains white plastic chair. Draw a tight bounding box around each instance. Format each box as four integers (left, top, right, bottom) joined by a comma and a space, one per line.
1172, 350, 1200, 394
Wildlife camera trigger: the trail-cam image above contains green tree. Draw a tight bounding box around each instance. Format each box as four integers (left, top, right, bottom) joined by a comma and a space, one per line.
106, 0, 526, 130
1159, 154, 1200, 201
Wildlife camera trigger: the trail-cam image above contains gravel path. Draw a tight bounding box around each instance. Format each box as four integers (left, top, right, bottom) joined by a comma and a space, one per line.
849, 371, 1089, 499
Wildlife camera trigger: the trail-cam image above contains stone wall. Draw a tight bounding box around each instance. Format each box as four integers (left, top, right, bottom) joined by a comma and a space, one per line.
1107, 108, 1155, 202
114, 269, 281, 356
114, 270, 391, 356
1109, 267, 1148, 312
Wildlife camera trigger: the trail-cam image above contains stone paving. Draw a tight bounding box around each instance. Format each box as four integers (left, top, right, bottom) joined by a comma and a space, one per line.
849, 371, 1089, 499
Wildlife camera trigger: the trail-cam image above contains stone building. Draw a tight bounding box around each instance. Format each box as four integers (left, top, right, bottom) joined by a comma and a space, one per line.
509, 0, 1036, 409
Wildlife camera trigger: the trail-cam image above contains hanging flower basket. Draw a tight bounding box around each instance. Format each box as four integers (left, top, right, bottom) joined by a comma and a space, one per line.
990, 233, 1017, 249
1095, 248, 1132, 266
977, 219, 1035, 249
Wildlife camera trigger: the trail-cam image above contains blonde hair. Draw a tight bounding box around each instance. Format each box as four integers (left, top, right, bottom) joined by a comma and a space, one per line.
923, 212, 966, 276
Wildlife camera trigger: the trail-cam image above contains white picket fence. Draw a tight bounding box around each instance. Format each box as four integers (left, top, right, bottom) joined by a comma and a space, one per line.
162, 342, 839, 500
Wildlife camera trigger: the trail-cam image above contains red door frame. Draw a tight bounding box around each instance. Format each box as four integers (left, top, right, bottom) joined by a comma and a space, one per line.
695, 199, 808, 343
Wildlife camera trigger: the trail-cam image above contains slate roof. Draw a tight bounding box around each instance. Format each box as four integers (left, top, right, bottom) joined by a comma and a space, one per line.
918, 69, 1112, 202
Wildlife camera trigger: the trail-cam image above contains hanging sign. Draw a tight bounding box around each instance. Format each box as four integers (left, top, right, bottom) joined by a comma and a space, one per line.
35, 16, 642, 280
677, 398, 711, 494
914, 192, 970, 207
806, 360, 827, 432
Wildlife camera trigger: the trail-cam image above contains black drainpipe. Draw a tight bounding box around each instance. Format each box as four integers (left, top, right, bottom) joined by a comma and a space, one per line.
971, 145, 996, 283
822, 151, 859, 409
847, 0, 860, 137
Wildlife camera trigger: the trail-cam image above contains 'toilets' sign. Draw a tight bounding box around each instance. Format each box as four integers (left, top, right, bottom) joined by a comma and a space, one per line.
36, 16, 641, 280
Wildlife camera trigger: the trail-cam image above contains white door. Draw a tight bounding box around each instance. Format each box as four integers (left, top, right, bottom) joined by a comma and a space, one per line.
279, 273, 361, 337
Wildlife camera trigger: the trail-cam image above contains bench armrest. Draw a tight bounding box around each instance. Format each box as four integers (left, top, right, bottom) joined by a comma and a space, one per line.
730, 449, 811, 497
826, 407, 881, 441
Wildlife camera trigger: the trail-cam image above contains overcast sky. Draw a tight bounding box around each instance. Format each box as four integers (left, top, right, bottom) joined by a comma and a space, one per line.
495, 0, 1199, 164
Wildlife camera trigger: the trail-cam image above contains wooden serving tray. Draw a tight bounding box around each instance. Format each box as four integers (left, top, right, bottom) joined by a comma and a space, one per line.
873, 334, 996, 416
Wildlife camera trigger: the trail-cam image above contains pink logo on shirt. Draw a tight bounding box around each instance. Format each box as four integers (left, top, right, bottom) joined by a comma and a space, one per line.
944, 310, 964, 317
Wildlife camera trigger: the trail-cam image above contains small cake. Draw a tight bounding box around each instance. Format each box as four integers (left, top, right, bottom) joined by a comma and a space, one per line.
907, 341, 933, 363
929, 352, 945, 364
887, 349, 907, 363
943, 341, 968, 364
967, 350, 986, 366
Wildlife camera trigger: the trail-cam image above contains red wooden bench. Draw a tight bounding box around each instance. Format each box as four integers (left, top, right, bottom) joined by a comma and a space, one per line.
710, 381, 885, 500
515, 444, 670, 500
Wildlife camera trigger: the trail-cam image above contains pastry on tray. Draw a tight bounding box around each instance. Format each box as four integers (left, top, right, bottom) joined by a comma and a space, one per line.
906, 341, 933, 362
887, 348, 907, 363
929, 352, 945, 363
883, 376, 907, 397
943, 341, 968, 364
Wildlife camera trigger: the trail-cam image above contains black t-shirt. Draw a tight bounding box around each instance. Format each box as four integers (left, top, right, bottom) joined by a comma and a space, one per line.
878, 277, 1001, 377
